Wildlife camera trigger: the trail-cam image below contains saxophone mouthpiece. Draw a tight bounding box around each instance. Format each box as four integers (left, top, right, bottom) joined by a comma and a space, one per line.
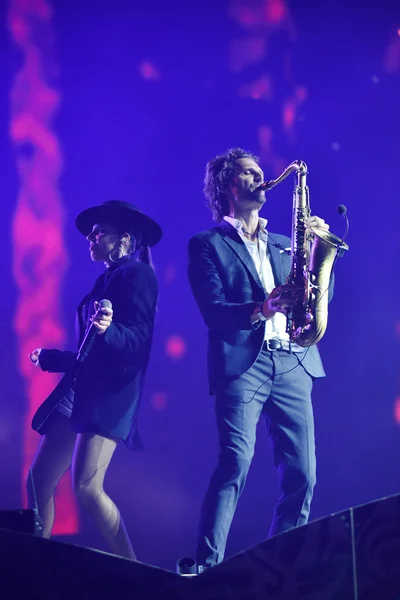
255, 181, 273, 192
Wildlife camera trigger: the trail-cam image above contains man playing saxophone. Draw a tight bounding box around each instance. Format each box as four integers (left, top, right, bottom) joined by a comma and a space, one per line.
188, 147, 333, 571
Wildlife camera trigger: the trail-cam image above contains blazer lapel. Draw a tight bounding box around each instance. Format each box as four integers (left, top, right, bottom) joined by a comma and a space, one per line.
267, 236, 292, 286
219, 222, 265, 292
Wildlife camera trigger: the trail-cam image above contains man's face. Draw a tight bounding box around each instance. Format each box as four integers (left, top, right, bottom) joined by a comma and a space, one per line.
86, 223, 120, 262
230, 157, 266, 212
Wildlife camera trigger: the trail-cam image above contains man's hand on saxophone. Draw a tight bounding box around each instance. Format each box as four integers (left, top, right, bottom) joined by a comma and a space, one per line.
259, 285, 303, 320
306, 215, 329, 231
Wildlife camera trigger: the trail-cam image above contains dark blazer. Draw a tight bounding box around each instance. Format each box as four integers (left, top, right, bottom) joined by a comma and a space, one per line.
32, 257, 158, 449
188, 220, 330, 394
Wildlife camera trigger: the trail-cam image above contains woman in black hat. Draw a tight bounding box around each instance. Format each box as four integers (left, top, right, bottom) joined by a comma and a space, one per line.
27, 201, 162, 559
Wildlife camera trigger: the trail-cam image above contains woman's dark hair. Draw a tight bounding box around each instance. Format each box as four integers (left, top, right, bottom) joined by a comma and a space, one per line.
117, 228, 153, 268
203, 147, 259, 222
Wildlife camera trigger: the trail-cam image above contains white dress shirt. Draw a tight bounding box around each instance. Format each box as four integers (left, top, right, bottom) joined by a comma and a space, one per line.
224, 216, 289, 341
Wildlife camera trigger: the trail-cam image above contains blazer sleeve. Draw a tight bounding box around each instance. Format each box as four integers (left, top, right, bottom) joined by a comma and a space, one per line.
39, 349, 76, 373
98, 263, 158, 363
188, 235, 257, 331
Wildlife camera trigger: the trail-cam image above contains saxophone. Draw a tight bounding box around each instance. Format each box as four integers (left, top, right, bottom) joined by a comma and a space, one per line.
258, 160, 348, 347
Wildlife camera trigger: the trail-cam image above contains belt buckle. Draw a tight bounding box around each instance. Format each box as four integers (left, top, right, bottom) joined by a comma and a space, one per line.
266, 338, 282, 351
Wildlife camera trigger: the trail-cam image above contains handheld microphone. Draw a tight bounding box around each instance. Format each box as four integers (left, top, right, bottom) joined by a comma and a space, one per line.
76, 298, 112, 364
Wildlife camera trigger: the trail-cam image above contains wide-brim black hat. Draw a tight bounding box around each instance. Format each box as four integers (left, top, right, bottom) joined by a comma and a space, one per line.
76, 200, 162, 247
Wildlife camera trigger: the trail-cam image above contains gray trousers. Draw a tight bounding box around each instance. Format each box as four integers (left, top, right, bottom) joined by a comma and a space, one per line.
197, 347, 316, 567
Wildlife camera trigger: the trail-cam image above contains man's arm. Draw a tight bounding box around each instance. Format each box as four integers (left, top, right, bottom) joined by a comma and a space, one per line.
188, 235, 258, 331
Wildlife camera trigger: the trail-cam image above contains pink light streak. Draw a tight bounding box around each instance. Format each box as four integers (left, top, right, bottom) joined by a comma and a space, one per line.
228, 0, 299, 176
384, 31, 400, 74
229, 0, 288, 29
395, 398, 400, 426
237, 74, 272, 101
8, 0, 78, 535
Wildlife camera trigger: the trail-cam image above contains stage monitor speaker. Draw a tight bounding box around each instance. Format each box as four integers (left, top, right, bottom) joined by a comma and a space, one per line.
0, 495, 399, 599
0, 509, 40, 535
194, 493, 400, 600
0, 528, 198, 600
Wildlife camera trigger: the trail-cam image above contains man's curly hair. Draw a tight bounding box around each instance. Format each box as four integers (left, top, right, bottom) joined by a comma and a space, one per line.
203, 147, 260, 222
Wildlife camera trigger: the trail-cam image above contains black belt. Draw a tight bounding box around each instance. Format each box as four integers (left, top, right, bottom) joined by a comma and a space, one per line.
263, 338, 304, 353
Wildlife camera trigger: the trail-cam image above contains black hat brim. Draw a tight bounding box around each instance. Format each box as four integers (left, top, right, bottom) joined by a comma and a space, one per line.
76, 205, 162, 247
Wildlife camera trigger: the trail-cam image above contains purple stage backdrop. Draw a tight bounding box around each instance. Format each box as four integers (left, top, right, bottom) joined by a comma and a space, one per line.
0, 0, 399, 570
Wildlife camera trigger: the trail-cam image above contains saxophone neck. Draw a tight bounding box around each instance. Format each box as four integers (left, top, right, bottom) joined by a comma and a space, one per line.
294, 160, 307, 174
261, 160, 308, 191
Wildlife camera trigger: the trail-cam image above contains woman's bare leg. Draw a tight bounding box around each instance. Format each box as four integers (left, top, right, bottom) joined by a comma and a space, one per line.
27, 411, 76, 538
72, 433, 136, 560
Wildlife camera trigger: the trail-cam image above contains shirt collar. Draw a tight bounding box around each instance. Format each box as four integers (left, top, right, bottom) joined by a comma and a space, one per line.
224, 216, 268, 239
